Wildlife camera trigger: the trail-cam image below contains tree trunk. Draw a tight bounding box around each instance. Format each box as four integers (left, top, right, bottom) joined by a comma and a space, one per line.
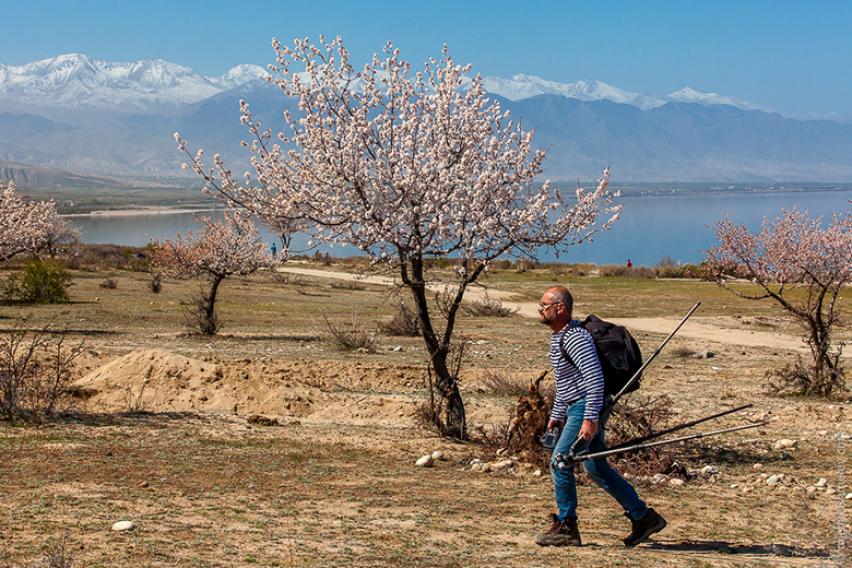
404, 257, 467, 439
201, 274, 224, 335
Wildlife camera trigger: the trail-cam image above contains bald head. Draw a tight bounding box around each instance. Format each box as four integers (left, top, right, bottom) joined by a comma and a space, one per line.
544, 286, 573, 316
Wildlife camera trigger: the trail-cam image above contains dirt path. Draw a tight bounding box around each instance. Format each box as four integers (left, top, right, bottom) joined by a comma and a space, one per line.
279, 266, 830, 356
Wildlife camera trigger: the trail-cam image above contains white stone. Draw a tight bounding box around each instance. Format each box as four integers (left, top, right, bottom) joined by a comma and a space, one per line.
806, 486, 817, 494
669, 478, 685, 487
493, 460, 513, 472
111, 520, 136, 532
481, 463, 492, 473
773, 439, 797, 450
470, 463, 482, 472
815, 478, 828, 488
469, 458, 482, 465
753, 463, 763, 471
701, 465, 719, 475
532, 469, 542, 477
730, 484, 738, 489
766, 474, 781, 486
652, 473, 668, 484
845, 493, 852, 500
431, 450, 444, 461
415, 454, 434, 468
825, 488, 836, 496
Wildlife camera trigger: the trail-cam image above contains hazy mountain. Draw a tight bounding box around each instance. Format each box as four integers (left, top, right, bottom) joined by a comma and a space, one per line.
2, 54, 852, 181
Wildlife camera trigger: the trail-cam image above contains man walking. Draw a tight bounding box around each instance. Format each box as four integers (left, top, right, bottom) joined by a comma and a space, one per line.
535, 285, 666, 547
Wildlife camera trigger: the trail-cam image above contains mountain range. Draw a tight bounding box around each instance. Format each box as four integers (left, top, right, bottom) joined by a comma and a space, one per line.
1, 53, 851, 182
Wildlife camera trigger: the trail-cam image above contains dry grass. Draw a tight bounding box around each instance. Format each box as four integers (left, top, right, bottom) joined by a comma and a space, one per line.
322, 315, 380, 352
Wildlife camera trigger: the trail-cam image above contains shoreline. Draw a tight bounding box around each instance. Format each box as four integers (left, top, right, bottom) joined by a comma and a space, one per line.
62, 207, 222, 218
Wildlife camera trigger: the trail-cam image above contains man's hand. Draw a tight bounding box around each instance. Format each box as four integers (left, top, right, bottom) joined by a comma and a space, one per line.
547, 418, 563, 432
578, 419, 599, 441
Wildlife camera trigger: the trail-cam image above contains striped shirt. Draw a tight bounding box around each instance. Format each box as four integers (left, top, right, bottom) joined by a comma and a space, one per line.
549, 320, 605, 422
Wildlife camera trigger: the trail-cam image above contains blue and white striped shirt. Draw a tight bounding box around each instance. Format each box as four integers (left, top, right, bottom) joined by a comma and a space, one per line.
549, 320, 605, 422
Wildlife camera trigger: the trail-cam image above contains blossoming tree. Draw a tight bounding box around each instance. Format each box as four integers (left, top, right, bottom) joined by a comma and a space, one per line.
0, 179, 78, 261
707, 209, 850, 396
152, 211, 271, 335
176, 38, 620, 438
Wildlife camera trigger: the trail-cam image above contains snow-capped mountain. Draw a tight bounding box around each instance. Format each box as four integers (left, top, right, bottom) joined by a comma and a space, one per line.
482, 75, 664, 110
0, 53, 266, 111
480, 74, 768, 112
665, 86, 769, 112
0, 54, 770, 114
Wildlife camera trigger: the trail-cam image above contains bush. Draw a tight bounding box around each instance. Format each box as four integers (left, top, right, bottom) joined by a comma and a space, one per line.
599, 264, 655, 278
378, 302, 421, 336
461, 291, 518, 317
99, 277, 118, 289
607, 394, 679, 476
3, 259, 72, 303
0, 323, 84, 422
64, 243, 151, 272
149, 272, 162, 294
323, 316, 380, 352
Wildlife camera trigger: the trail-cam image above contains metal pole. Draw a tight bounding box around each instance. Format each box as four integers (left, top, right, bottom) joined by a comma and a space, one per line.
607, 403, 754, 451
607, 301, 702, 409
566, 421, 765, 464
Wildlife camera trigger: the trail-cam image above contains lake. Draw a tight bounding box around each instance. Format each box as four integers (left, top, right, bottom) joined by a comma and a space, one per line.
69, 189, 852, 266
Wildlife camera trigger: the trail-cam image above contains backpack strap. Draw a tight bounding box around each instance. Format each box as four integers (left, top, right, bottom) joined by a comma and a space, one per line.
557, 324, 578, 369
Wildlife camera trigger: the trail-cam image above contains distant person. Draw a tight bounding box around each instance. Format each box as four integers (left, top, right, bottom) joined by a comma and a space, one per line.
270, 242, 278, 259
626, 258, 633, 269
535, 285, 666, 547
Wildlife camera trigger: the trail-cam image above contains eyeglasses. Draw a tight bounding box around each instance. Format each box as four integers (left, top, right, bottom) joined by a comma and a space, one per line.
537, 302, 563, 312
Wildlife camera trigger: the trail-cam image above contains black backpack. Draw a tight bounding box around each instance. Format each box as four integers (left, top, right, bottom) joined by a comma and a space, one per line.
559, 315, 643, 396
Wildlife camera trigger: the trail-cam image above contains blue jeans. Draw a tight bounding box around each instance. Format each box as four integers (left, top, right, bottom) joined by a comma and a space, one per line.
550, 397, 648, 522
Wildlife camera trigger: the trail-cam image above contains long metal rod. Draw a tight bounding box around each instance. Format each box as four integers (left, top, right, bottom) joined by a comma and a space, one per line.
567, 421, 764, 464
608, 403, 754, 451
607, 301, 702, 409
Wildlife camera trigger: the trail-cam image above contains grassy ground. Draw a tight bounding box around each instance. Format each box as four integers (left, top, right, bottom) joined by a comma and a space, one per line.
0, 263, 849, 567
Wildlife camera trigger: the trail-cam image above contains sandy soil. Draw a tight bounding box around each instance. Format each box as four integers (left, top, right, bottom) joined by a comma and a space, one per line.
0, 266, 848, 567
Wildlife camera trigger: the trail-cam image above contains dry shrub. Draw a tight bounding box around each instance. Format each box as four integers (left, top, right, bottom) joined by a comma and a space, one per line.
378, 302, 420, 336
28, 532, 75, 568
0, 323, 84, 423
329, 280, 366, 290
670, 346, 696, 358
461, 291, 518, 317
482, 368, 555, 400
323, 315, 380, 352
184, 294, 221, 336
503, 371, 553, 466
607, 394, 678, 476
98, 277, 117, 289
766, 356, 846, 398
149, 272, 162, 293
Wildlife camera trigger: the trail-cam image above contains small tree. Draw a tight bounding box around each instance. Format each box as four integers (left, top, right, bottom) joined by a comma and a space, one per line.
0, 179, 78, 261
707, 209, 850, 397
176, 38, 619, 437
152, 211, 270, 335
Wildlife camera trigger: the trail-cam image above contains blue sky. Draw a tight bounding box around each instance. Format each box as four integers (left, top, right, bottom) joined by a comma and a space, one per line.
2, 0, 851, 118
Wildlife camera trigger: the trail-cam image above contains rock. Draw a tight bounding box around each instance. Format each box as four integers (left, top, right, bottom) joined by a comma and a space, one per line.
815, 478, 828, 488
481, 463, 492, 473
669, 478, 685, 487
470, 463, 483, 472
701, 465, 719, 475
111, 520, 136, 532
766, 474, 781, 486
469, 458, 482, 465
806, 486, 817, 494
773, 439, 797, 450
415, 455, 434, 468
431, 450, 445, 461
391, 345, 403, 352
493, 459, 513, 472
139, 481, 149, 488
532, 469, 542, 477
753, 463, 763, 471
825, 488, 836, 496
845, 493, 852, 500
652, 473, 668, 484
729, 483, 738, 489
694, 350, 715, 359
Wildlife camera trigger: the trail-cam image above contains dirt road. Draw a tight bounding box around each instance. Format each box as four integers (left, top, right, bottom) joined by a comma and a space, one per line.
279, 266, 824, 355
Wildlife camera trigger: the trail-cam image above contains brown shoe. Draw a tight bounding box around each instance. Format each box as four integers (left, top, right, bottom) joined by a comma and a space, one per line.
623, 508, 667, 547
535, 514, 582, 546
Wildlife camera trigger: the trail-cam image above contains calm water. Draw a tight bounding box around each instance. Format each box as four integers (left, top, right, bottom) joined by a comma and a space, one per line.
70, 190, 851, 266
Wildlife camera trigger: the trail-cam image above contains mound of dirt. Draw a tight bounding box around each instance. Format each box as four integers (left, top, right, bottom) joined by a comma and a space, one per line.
74, 349, 429, 424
